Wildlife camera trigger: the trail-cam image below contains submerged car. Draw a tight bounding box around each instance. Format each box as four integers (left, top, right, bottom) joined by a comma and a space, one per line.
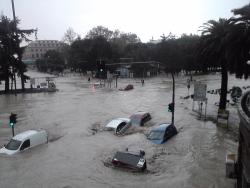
105, 118, 131, 135
119, 84, 134, 91
130, 112, 151, 127
0, 129, 48, 155
147, 123, 177, 144
111, 150, 147, 172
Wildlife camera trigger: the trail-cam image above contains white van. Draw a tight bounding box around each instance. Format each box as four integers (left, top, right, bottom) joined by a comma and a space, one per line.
0, 129, 48, 155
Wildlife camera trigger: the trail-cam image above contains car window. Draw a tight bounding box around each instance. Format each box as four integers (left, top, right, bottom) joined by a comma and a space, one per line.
130, 116, 141, 126
20, 140, 30, 151
5, 139, 22, 150
142, 114, 150, 124
116, 122, 127, 133
148, 131, 164, 140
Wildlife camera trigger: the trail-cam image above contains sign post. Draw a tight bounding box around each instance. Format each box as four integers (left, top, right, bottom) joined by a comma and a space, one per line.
193, 82, 207, 119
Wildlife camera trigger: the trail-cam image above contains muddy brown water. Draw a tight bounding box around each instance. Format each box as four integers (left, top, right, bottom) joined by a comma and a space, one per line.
0, 72, 246, 188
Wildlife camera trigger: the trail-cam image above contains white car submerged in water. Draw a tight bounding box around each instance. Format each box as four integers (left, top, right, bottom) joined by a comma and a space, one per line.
105, 118, 131, 135
0, 129, 48, 155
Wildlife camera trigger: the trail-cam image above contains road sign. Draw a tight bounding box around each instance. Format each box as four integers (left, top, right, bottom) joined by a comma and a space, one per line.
193, 82, 207, 101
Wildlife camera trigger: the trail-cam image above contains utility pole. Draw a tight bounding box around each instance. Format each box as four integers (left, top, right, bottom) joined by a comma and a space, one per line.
171, 72, 175, 125
11, 0, 17, 95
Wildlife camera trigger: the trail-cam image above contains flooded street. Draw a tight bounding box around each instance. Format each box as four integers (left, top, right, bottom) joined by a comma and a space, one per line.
0, 72, 248, 188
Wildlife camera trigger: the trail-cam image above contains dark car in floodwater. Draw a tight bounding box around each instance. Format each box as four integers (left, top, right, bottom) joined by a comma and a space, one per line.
147, 123, 177, 144
129, 112, 151, 127
111, 150, 147, 172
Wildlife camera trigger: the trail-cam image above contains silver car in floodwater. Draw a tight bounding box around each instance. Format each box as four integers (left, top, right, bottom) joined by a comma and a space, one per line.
105, 118, 131, 135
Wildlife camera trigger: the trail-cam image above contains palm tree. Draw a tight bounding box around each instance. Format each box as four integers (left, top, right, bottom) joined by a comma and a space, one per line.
232, 3, 250, 23
230, 4, 250, 79
199, 18, 234, 110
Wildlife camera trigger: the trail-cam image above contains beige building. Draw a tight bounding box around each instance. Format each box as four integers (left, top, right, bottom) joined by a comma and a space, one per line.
22, 40, 65, 64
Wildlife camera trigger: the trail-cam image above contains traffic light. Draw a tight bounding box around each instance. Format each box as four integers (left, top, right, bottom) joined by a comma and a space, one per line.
168, 103, 174, 112
9, 113, 17, 127
96, 59, 107, 79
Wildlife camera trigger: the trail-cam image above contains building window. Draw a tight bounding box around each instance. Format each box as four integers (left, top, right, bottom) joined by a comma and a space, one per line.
32, 54, 34, 58
36, 54, 39, 58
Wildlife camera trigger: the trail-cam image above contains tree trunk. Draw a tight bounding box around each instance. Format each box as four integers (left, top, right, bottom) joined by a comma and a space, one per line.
21, 73, 25, 91
219, 63, 228, 110
4, 75, 9, 93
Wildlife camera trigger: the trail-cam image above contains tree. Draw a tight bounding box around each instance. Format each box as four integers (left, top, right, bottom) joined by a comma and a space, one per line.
232, 3, 250, 23
62, 27, 77, 45
68, 38, 93, 72
85, 26, 113, 41
199, 13, 250, 110
199, 19, 235, 110
68, 36, 112, 73
36, 50, 65, 73
0, 15, 34, 92
230, 4, 250, 79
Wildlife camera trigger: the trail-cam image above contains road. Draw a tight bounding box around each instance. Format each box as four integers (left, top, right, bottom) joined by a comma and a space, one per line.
0, 72, 248, 188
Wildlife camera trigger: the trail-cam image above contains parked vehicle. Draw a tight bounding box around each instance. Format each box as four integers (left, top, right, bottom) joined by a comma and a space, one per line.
147, 124, 177, 144
0, 129, 48, 155
105, 118, 131, 135
111, 150, 147, 172
119, 84, 134, 91
130, 112, 151, 126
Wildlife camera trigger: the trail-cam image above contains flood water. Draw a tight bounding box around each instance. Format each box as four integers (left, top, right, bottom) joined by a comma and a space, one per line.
1, 72, 247, 188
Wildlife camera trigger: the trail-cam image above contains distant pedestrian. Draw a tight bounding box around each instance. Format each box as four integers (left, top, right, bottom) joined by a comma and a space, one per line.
141, 79, 144, 86
88, 77, 90, 82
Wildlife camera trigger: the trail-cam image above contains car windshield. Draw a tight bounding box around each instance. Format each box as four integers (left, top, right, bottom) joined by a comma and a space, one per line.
5, 139, 22, 150
147, 131, 164, 140
130, 116, 141, 125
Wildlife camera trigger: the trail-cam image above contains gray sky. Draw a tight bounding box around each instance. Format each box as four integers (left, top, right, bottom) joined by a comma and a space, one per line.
0, 0, 249, 42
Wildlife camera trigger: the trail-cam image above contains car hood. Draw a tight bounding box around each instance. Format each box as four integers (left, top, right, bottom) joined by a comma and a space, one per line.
0, 147, 18, 155
105, 118, 130, 129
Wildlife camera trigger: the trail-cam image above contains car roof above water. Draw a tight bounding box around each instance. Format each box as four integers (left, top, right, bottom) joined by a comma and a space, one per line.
13, 130, 39, 141
130, 111, 149, 118
113, 151, 142, 167
106, 118, 130, 128
152, 123, 171, 131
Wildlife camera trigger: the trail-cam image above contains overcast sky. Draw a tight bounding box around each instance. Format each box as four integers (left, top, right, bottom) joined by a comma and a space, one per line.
0, 0, 249, 42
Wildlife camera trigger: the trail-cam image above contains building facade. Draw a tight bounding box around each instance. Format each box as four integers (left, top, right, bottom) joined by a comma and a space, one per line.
22, 40, 65, 64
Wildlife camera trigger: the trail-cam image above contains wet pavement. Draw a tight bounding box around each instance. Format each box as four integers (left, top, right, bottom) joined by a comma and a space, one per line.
0, 71, 249, 188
